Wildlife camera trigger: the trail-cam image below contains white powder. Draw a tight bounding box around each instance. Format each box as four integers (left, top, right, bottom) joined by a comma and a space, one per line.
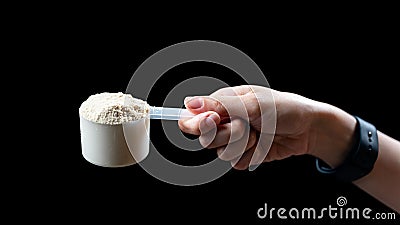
79, 92, 149, 125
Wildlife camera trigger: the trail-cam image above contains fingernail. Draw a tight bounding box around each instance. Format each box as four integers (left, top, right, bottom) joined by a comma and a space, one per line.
205, 117, 215, 127
185, 97, 203, 109
184, 96, 193, 104
249, 164, 259, 171
207, 113, 219, 123
216, 148, 224, 156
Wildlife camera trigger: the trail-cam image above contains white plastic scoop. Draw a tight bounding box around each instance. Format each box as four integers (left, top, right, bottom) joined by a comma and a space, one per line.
80, 106, 195, 168
79, 92, 197, 168
149, 107, 195, 120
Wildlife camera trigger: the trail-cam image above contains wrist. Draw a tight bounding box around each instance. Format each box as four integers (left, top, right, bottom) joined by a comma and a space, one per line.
309, 102, 357, 168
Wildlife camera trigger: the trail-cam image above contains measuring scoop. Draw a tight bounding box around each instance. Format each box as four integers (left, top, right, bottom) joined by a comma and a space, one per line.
80, 106, 195, 167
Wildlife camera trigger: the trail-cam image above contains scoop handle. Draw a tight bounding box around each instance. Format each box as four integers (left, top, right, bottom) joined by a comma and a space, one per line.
149, 107, 195, 120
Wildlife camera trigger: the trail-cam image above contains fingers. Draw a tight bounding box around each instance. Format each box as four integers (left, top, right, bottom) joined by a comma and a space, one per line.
216, 128, 257, 161
231, 146, 256, 170
184, 95, 256, 119
231, 141, 296, 170
199, 118, 248, 149
178, 111, 220, 135
211, 85, 255, 97
184, 96, 230, 116
248, 133, 275, 167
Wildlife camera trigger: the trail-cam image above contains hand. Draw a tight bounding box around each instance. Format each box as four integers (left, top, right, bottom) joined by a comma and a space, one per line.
179, 85, 357, 170
179, 85, 400, 212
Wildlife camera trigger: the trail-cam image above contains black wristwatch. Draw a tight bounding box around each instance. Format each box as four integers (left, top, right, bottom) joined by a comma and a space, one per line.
316, 116, 379, 182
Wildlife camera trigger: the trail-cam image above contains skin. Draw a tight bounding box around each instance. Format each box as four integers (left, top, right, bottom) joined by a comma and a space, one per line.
178, 85, 400, 212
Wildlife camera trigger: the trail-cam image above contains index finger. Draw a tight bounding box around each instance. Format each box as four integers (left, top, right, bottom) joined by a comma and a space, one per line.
211, 85, 254, 97
178, 111, 220, 135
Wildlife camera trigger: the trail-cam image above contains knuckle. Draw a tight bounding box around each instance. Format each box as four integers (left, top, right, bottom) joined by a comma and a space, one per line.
178, 120, 200, 135
213, 99, 225, 112
231, 119, 247, 141
199, 135, 213, 148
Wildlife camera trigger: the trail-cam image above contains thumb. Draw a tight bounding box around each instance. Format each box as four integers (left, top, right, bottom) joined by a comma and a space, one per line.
184, 95, 252, 119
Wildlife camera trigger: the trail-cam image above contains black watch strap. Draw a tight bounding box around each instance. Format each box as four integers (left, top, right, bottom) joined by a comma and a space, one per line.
316, 116, 379, 182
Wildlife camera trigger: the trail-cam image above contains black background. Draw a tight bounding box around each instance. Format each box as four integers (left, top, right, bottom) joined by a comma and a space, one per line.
39, 15, 400, 224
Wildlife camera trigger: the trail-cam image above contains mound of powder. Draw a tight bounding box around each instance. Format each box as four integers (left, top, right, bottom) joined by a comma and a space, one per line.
79, 92, 150, 125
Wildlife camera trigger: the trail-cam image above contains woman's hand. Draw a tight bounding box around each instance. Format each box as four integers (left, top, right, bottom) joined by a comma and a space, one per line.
179, 85, 357, 170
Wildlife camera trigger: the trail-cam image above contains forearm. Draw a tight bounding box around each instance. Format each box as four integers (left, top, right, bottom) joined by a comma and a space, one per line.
353, 132, 400, 212
309, 102, 357, 168
310, 102, 400, 212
